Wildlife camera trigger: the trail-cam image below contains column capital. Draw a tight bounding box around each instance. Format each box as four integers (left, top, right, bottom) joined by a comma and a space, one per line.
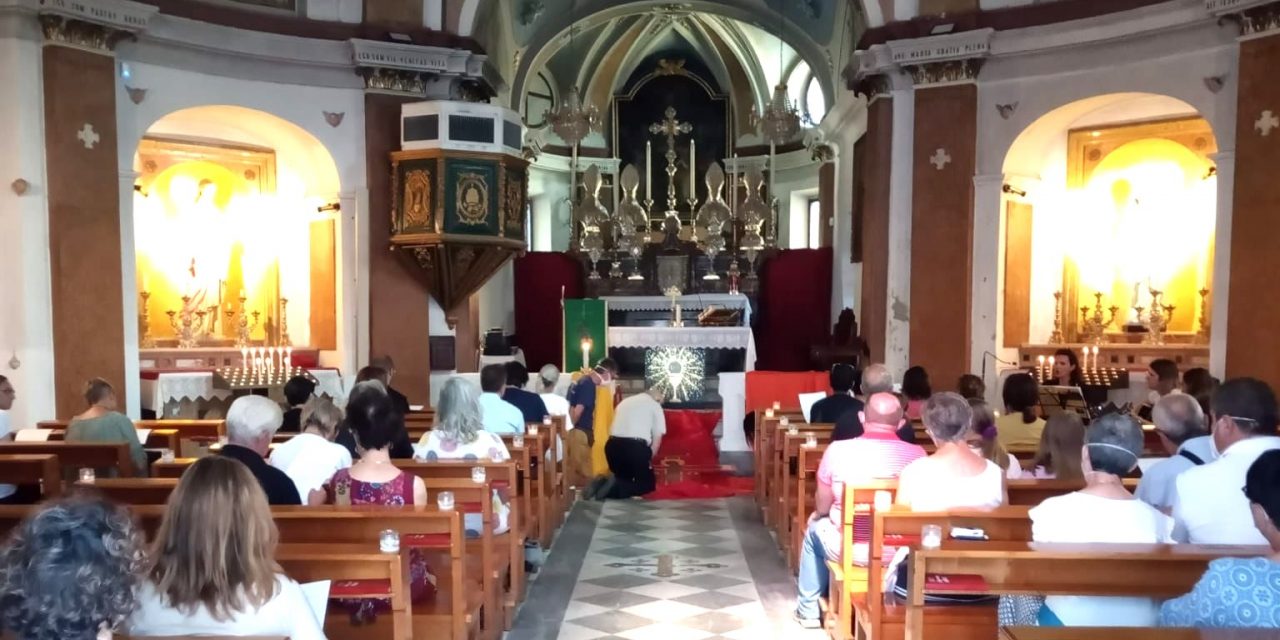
851, 28, 992, 91
1207, 0, 1280, 38
351, 38, 490, 99
38, 0, 155, 54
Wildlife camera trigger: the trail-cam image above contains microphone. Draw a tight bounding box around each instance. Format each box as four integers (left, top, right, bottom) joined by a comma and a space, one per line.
980, 351, 1019, 386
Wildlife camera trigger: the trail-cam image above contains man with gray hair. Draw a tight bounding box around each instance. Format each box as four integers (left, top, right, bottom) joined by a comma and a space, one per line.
219, 395, 301, 505
859, 364, 894, 398
1136, 394, 1213, 512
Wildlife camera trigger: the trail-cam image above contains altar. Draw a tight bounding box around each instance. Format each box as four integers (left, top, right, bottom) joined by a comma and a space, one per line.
607, 326, 756, 371
602, 293, 751, 327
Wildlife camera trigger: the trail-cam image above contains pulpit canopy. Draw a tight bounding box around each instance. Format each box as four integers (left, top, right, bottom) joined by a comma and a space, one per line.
389, 101, 528, 312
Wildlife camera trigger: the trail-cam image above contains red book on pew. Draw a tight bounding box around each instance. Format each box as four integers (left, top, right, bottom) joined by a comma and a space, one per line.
925, 573, 988, 592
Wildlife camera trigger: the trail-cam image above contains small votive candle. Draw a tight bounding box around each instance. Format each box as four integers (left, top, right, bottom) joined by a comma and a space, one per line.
160, 448, 175, 463
765, 408, 775, 419
471, 467, 487, 483
527, 423, 540, 436
79, 468, 95, 484
379, 529, 400, 553
804, 434, 817, 448
542, 416, 552, 426
874, 490, 893, 511
772, 401, 782, 411
437, 491, 455, 511
513, 434, 526, 449
921, 524, 944, 550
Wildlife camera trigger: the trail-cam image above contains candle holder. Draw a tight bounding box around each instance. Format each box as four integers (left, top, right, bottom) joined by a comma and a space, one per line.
608, 258, 624, 280
232, 300, 260, 349
203, 304, 219, 338
1078, 292, 1119, 345
1197, 287, 1211, 344
1049, 291, 1065, 344
279, 297, 291, 346
139, 291, 156, 348
166, 295, 206, 349
1144, 289, 1175, 346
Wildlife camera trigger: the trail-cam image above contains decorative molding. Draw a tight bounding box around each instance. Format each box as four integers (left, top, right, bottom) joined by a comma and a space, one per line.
929, 148, 952, 171
351, 39, 478, 76
903, 58, 984, 86
1205, 0, 1274, 15
323, 111, 345, 127
76, 123, 100, 149
357, 67, 428, 96
10, 179, 30, 196
1255, 109, 1279, 136
519, 0, 544, 26
37, 0, 155, 53
656, 58, 688, 76
996, 101, 1019, 120
1207, 0, 1280, 36
885, 28, 994, 66
125, 85, 147, 104
854, 73, 891, 102
39, 14, 130, 51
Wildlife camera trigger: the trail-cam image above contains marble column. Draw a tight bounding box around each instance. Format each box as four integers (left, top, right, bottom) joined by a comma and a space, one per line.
42, 37, 126, 417
885, 85, 915, 376
1226, 29, 1280, 386
858, 93, 895, 364
909, 82, 977, 388
969, 173, 1005, 392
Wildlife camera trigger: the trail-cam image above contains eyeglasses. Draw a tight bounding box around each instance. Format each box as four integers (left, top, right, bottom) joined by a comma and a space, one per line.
1217, 415, 1260, 426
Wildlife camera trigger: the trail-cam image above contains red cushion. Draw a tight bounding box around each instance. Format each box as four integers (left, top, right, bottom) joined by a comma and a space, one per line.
654, 410, 721, 467
330, 579, 392, 598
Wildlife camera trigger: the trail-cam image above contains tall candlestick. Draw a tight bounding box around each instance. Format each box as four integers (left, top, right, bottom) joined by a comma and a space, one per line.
1038, 355, 1046, 381
689, 140, 696, 200
1092, 346, 1100, 370
240, 347, 248, 368
645, 141, 652, 201
580, 338, 591, 370
285, 347, 293, 369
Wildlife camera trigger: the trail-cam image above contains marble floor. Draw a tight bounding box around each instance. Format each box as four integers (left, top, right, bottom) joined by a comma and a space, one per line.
507, 497, 827, 640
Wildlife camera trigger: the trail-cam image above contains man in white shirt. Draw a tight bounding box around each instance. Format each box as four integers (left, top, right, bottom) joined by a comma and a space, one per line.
478, 364, 524, 434
587, 388, 667, 501
1137, 394, 1214, 513
1173, 377, 1280, 544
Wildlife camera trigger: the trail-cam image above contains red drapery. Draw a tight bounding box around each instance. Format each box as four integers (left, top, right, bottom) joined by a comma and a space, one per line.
744, 371, 832, 412
513, 253, 584, 373
653, 409, 721, 467
755, 248, 833, 371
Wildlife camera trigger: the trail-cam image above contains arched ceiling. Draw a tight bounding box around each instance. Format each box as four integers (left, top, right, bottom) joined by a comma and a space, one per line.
478, 0, 861, 140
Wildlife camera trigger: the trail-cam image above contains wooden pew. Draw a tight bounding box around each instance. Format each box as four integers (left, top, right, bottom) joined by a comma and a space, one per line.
0, 442, 137, 477
904, 541, 1269, 640
1007, 478, 1138, 505
0, 454, 62, 499
74, 478, 178, 504
754, 411, 803, 513
399, 462, 514, 635
824, 480, 901, 640
1000, 628, 1280, 640
791, 443, 828, 572
152, 457, 197, 478
45, 428, 180, 453
763, 415, 814, 528
499, 431, 554, 550
775, 427, 832, 557
852, 506, 1035, 640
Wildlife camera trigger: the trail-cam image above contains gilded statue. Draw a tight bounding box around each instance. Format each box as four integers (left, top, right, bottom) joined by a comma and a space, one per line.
738, 165, 769, 252
615, 165, 648, 280
576, 165, 609, 279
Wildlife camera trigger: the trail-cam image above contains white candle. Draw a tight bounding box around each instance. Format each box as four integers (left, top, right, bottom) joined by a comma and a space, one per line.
240, 347, 248, 368
689, 140, 696, 200
581, 339, 591, 370
1037, 355, 1046, 380
285, 347, 293, 369
645, 141, 652, 201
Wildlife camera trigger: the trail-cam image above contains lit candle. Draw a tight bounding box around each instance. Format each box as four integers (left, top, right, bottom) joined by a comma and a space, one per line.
580, 338, 592, 370
285, 347, 293, 369
240, 347, 248, 368
689, 140, 696, 200
1092, 346, 1100, 370
645, 141, 652, 201
141, 272, 148, 293
1037, 355, 1046, 380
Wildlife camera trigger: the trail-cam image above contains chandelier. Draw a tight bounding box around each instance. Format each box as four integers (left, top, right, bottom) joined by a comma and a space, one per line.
546, 86, 602, 147
751, 83, 801, 146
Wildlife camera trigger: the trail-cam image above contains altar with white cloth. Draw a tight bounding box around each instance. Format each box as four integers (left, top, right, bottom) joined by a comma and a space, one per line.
602, 293, 752, 327
141, 368, 346, 418
606, 326, 756, 372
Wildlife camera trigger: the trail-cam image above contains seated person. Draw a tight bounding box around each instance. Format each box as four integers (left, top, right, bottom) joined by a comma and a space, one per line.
1136, 394, 1213, 512
1161, 448, 1280, 628
369, 355, 411, 415
1136, 358, 1181, 422
128, 456, 325, 639
278, 375, 316, 433
996, 373, 1045, 449
503, 361, 549, 424
897, 392, 1007, 511
967, 400, 1021, 478
67, 378, 148, 476
219, 395, 300, 505
1029, 413, 1173, 627
589, 386, 667, 501
902, 366, 932, 421
0, 495, 144, 640
809, 363, 862, 424
415, 377, 511, 535
957, 373, 986, 401
1026, 413, 1085, 480
479, 363, 524, 434
793, 392, 925, 628
269, 396, 352, 504
336, 379, 414, 459
831, 364, 915, 443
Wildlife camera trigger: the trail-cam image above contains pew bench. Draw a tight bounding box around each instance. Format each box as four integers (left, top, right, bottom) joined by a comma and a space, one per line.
75, 477, 178, 504
776, 429, 832, 559
0, 442, 137, 478
904, 541, 1270, 640
0, 454, 62, 500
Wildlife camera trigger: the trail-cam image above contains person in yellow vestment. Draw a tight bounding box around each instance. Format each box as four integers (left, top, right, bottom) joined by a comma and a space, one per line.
567, 359, 619, 490
591, 384, 616, 476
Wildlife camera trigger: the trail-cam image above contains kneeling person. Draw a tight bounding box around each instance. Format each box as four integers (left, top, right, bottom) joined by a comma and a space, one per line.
591, 387, 666, 500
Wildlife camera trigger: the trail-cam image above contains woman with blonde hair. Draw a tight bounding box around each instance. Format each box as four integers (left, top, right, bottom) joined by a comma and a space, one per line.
1029, 413, 1086, 481
127, 456, 324, 639
270, 395, 353, 504
67, 378, 148, 476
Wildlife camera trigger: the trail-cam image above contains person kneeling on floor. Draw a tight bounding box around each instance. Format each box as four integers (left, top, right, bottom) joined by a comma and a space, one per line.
586, 386, 666, 500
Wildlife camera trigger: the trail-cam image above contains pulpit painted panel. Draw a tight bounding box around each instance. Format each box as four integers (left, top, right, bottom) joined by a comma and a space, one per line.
443, 158, 499, 236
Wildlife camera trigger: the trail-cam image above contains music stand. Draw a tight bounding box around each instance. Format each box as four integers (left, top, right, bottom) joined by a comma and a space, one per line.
1039, 385, 1091, 422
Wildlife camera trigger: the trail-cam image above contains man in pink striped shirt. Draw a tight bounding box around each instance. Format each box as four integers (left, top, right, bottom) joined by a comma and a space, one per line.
794, 392, 926, 627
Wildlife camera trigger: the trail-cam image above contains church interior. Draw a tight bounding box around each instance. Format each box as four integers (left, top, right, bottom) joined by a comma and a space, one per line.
3, 0, 1280, 639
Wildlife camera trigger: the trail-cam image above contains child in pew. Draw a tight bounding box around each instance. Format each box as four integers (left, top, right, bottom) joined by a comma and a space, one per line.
1025, 413, 1173, 627
323, 382, 438, 622
128, 456, 325, 640
1160, 449, 1280, 629
0, 495, 144, 640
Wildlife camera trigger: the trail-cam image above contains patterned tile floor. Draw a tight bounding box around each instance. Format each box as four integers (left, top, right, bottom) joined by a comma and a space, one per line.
507, 497, 827, 640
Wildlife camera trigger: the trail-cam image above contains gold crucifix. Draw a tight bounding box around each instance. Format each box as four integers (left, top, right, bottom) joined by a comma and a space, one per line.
648, 106, 693, 221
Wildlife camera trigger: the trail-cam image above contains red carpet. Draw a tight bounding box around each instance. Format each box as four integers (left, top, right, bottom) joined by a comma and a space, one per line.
646, 468, 754, 500
645, 409, 754, 500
